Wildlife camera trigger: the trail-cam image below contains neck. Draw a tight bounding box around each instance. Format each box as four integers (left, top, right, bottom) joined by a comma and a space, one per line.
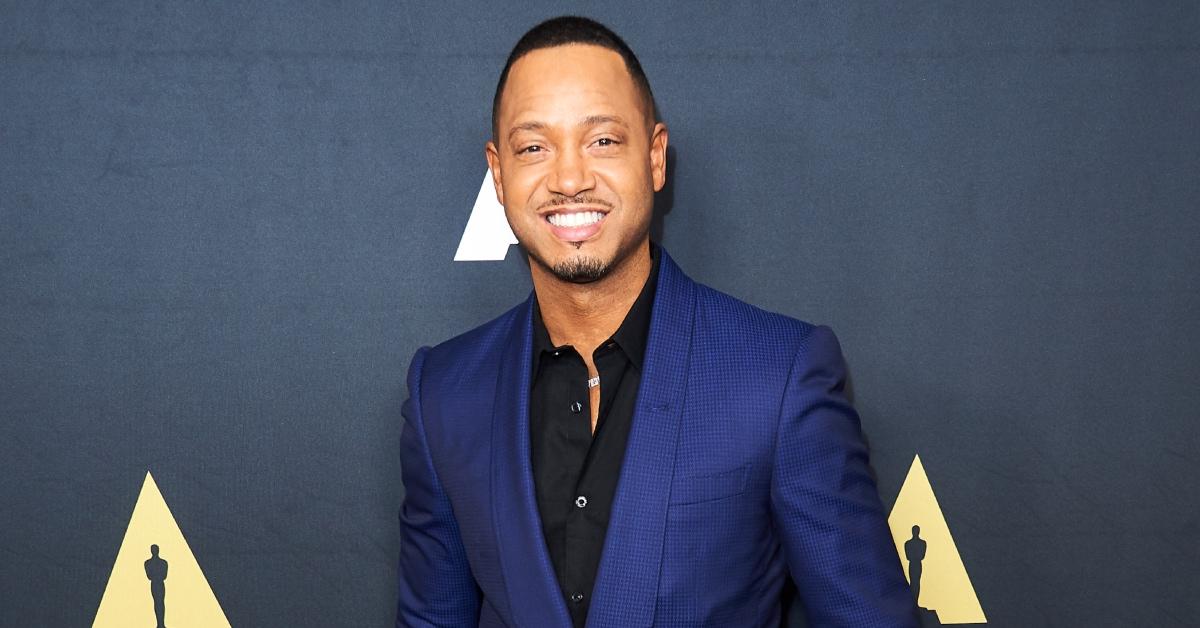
531, 240, 652, 355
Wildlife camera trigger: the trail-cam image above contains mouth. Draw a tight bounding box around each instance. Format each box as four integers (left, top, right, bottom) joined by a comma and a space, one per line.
542, 207, 609, 241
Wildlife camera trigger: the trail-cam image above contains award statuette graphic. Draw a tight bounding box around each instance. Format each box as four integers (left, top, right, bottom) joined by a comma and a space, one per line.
888, 455, 987, 625
905, 525, 928, 606
145, 545, 169, 628
93, 472, 230, 628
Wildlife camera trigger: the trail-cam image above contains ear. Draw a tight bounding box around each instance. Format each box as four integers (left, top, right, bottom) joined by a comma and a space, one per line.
649, 122, 669, 192
485, 140, 505, 206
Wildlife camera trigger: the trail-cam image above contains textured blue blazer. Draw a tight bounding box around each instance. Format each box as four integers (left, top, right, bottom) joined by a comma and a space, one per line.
397, 249, 918, 627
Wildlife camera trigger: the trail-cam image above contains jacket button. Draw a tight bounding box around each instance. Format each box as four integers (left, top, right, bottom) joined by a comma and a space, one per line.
570, 592, 584, 603
570, 401, 583, 413
575, 495, 588, 508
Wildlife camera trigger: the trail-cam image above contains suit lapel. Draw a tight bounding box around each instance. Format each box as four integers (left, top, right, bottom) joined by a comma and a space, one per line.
490, 296, 573, 628
587, 252, 696, 627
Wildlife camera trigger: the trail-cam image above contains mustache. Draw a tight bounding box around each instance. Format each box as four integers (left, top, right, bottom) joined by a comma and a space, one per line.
536, 194, 614, 212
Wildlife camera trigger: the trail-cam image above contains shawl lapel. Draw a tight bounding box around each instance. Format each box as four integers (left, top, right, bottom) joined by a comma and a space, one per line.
490, 296, 573, 628
490, 250, 696, 628
586, 252, 696, 627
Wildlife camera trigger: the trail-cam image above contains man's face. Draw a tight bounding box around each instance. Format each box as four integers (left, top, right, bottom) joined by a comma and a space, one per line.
486, 44, 667, 284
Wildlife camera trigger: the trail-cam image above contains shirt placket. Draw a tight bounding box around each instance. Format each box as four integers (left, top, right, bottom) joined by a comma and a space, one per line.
563, 349, 592, 617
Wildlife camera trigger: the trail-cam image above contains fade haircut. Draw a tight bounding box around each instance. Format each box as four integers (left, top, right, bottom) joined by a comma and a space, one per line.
491, 16, 659, 141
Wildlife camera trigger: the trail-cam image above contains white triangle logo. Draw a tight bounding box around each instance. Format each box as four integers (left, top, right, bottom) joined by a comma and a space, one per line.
454, 170, 517, 261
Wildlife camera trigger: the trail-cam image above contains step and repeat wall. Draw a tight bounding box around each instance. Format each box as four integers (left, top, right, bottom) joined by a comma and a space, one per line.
2, 2, 1197, 626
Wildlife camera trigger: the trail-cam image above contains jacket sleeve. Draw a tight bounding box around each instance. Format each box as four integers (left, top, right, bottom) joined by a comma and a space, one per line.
396, 347, 481, 627
769, 326, 919, 627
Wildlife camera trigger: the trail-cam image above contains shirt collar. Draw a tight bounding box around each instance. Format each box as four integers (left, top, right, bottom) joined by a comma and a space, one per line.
531, 242, 661, 373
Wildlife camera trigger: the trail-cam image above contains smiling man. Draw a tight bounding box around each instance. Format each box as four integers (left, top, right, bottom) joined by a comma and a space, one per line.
396, 16, 918, 628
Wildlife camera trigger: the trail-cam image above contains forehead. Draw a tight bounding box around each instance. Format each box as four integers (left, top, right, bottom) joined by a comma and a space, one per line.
500, 44, 645, 129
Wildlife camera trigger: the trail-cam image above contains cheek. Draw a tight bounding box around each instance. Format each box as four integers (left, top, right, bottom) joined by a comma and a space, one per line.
597, 160, 650, 196
501, 167, 542, 210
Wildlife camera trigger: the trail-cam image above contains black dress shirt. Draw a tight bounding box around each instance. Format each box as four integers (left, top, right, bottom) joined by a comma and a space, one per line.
529, 245, 659, 628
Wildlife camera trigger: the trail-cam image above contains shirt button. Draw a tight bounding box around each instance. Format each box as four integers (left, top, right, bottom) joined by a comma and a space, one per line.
570, 592, 585, 603
569, 401, 583, 413
575, 495, 588, 508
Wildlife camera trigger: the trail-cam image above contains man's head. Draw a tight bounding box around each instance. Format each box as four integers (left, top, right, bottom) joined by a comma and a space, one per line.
150, 544, 160, 556
491, 17, 658, 140
485, 16, 668, 285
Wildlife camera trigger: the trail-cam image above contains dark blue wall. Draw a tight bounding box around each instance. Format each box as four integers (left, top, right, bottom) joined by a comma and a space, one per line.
2, 2, 1197, 625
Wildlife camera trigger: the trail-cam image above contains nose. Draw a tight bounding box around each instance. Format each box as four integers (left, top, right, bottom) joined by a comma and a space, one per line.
547, 146, 595, 198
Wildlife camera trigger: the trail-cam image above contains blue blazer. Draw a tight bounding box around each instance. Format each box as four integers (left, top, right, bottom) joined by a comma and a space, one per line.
397, 249, 917, 627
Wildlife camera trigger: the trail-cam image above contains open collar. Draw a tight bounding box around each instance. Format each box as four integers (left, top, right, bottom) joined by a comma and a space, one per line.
490, 246, 695, 628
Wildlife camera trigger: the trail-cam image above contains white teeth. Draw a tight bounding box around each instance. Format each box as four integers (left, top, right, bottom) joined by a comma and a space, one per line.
548, 211, 604, 228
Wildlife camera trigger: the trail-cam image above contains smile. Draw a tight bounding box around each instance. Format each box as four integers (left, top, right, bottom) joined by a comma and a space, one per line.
547, 211, 606, 228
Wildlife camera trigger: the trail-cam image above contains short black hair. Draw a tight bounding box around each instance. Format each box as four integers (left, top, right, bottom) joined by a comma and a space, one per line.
491, 16, 658, 141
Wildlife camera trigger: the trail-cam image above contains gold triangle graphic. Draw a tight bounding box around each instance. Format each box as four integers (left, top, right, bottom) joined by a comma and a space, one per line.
93, 472, 230, 628
888, 455, 986, 624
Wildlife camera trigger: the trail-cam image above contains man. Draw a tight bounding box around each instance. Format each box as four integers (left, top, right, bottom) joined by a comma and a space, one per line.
397, 16, 917, 627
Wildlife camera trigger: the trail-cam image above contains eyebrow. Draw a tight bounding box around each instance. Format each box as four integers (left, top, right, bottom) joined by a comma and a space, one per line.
507, 115, 629, 144
580, 114, 627, 129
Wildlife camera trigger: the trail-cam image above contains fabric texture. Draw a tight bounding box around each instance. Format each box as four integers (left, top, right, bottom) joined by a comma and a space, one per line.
397, 247, 918, 627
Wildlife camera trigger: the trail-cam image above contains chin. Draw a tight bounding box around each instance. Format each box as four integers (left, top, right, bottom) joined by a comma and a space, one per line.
549, 254, 611, 284
524, 243, 613, 284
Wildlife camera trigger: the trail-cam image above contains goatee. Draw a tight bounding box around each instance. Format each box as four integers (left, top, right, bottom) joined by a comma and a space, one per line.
549, 254, 610, 283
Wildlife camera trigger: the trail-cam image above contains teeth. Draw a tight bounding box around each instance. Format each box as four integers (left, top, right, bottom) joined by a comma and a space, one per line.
548, 211, 604, 228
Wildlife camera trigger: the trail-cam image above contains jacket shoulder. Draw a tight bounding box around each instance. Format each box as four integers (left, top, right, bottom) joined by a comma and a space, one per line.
690, 281, 825, 352
418, 299, 527, 384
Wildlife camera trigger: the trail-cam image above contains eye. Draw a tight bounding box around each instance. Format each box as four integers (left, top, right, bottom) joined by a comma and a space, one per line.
594, 137, 619, 147
518, 145, 543, 154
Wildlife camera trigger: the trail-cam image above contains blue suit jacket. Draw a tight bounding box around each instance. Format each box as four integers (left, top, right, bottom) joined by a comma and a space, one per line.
397, 250, 918, 627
